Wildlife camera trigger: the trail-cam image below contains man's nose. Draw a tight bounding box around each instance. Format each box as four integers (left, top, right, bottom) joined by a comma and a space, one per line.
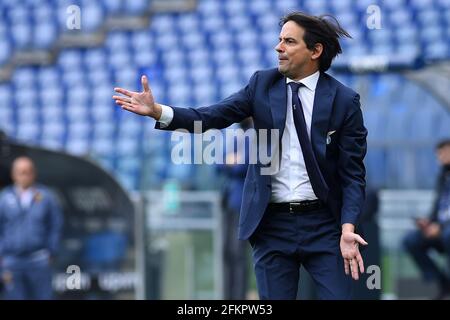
275, 42, 283, 53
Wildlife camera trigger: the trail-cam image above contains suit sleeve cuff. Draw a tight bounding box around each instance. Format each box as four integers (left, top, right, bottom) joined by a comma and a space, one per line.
157, 104, 174, 128
341, 212, 359, 227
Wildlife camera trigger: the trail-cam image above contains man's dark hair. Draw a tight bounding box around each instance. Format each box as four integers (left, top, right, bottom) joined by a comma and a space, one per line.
280, 11, 351, 72
436, 139, 450, 150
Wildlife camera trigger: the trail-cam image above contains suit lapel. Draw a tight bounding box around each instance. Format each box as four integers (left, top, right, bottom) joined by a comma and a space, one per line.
269, 75, 287, 132
311, 73, 336, 161
264, 75, 287, 168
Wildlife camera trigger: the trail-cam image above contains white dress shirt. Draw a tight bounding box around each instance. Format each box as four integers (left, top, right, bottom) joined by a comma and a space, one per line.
15, 186, 35, 209
157, 70, 321, 203
158, 104, 174, 128
270, 71, 320, 202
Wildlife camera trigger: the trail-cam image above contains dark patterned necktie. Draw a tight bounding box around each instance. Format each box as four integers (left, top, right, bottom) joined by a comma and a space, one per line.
289, 82, 329, 201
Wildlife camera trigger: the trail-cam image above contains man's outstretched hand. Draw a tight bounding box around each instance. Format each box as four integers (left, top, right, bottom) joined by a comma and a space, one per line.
113, 75, 162, 120
340, 224, 368, 280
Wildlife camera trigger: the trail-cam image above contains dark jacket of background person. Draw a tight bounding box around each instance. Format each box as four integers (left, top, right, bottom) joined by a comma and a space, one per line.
0, 184, 63, 257
429, 165, 450, 226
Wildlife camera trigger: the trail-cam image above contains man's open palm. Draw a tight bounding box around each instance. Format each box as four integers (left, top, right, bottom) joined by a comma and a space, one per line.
113, 75, 157, 118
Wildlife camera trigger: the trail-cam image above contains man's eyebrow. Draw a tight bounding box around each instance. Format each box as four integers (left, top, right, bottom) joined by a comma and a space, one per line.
278, 36, 297, 41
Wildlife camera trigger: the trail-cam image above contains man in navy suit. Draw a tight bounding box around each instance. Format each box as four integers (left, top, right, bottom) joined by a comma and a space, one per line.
113, 11, 368, 299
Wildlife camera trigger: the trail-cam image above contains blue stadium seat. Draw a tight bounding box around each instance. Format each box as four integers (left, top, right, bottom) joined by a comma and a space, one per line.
212, 50, 235, 69
68, 84, 90, 103
33, 21, 58, 49
102, 0, 122, 15
59, 50, 84, 69
109, 50, 132, 70
84, 48, 107, 69
210, 30, 233, 50
124, 0, 148, 15
0, 38, 12, 66
65, 138, 90, 155
40, 86, 64, 106
166, 82, 192, 107
227, 14, 251, 32
155, 32, 178, 51
80, 3, 104, 32
201, 14, 225, 32
106, 32, 130, 51
37, 67, 60, 85
67, 120, 91, 140
151, 14, 176, 34
92, 84, 113, 103
417, 9, 441, 27
273, 0, 297, 13
118, 118, 143, 138
116, 138, 140, 156
12, 67, 36, 89
135, 50, 157, 68
304, 0, 329, 15
425, 42, 449, 60
178, 13, 200, 31
181, 31, 205, 50
235, 30, 259, 50
130, 31, 153, 52
410, 0, 434, 10
388, 9, 413, 27
40, 121, 65, 147
198, 0, 221, 16
41, 105, 64, 123
249, 0, 272, 15
16, 120, 40, 143
395, 27, 419, 45
92, 121, 115, 139
237, 47, 261, 65
420, 25, 444, 47
256, 13, 279, 32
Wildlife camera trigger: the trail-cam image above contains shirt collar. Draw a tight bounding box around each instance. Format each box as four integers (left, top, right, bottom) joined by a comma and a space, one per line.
14, 185, 35, 196
286, 70, 320, 91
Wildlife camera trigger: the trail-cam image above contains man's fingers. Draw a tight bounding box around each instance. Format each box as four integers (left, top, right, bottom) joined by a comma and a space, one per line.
114, 87, 133, 97
355, 234, 368, 246
344, 259, 350, 275
142, 75, 150, 93
121, 105, 135, 112
115, 100, 133, 109
357, 254, 365, 274
351, 259, 359, 280
112, 95, 131, 103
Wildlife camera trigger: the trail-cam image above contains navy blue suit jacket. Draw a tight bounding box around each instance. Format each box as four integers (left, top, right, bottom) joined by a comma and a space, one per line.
156, 68, 367, 240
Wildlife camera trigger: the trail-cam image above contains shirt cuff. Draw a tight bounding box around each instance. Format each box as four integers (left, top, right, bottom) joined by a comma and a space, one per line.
157, 104, 174, 128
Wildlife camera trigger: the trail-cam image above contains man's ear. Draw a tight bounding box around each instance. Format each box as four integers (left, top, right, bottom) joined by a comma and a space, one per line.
311, 43, 323, 60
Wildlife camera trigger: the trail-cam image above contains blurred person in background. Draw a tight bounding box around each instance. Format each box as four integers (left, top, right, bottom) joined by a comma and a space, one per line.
403, 139, 450, 300
217, 118, 252, 300
0, 157, 63, 300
